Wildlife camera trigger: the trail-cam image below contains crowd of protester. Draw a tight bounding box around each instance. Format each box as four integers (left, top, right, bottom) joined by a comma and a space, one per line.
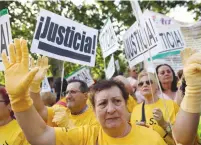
1, 38, 201, 145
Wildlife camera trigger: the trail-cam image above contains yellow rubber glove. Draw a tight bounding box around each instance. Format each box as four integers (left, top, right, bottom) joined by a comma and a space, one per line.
29, 56, 50, 93
180, 48, 197, 66
2, 38, 38, 112
181, 48, 201, 113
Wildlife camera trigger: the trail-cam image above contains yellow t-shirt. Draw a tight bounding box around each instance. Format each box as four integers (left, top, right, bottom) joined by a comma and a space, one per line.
127, 95, 137, 113
55, 124, 167, 145
0, 119, 29, 145
47, 105, 98, 129
131, 98, 179, 126
131, 98, 179, 144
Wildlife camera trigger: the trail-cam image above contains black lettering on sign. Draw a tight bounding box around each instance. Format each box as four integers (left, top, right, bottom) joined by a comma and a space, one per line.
80, 31, 86, 52
166, 32, 175, 48
56, 26, 65, 45
145, 21, 156, 46
64, 26, 71, 47
73, 32, 81, 50
149, 118, 157, 125
133, 31, 142, 53
68, 27, 75, 48
159, 30, 184, 51
34, 16, 97, 62
159, 33, 168, 49
1, 24, 8, 55
84, 37, 92, 53
138, 29, 147, 51
131, 34, 137, 55
174, 30, 183, 47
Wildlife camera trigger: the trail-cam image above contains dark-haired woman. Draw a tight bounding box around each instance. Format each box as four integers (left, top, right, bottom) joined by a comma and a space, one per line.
0, 87, 29, 145
156, 64, 182, 105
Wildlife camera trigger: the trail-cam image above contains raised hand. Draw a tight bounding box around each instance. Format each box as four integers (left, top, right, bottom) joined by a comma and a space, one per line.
30, 56, 50, 93
181, 51, 201, 113
2, 38, 38, 112
2, 38, 38, 96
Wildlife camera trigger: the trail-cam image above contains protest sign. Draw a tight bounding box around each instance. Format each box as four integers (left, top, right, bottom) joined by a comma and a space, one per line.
99, 18, 119, 58
179, 21, 201, 51
41, 77, 51, 93
105, 55, 115, 79
31, 9, 98, 67
123, 13, 163, 68
143, 10, 185, 57
66, 67, 94, 87
0, 12, 12, 70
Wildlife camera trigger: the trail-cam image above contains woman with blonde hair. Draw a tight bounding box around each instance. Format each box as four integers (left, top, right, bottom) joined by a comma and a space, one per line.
131, 71, 179, 144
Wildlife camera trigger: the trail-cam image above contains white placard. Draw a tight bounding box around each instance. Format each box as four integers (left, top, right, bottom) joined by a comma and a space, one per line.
105, 55, 115, 79
41, 77, 51, 93
143, 10, 185, 54
123, 13, 163, 68
179, 21, 201, 51
0, 14, 12, 70
66, 67, 94, 87
31, 9, 98, 67
99, 18, 119, 58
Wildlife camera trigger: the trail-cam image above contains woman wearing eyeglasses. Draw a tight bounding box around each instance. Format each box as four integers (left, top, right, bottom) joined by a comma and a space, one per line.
131, 71, 179, 145
156, 64, 182, 105
0, 87, 29, 145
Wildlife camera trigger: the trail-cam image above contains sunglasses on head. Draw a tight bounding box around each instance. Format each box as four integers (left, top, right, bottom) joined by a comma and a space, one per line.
138, 80, 153, 87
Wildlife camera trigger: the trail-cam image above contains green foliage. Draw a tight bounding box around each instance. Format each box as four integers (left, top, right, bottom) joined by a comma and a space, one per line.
0, 0, 198, 82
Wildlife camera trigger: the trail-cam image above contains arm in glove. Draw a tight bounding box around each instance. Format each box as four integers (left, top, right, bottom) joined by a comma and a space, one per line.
2, 38, 55, 145
181, 51, 201, 113
2, 38, 39, 112
173, 48, 201, 145
29, 56, 49, 93
29, 56, 50, 122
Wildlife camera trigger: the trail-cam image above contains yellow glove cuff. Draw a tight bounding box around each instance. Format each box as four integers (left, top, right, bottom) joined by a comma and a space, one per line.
10, 94, 33, 112
29, 82, 41, 93
181, 86, 201, 113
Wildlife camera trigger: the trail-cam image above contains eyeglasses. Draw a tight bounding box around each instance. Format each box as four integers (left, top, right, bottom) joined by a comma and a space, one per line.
62, 90, 82, 96
138, 80, 153, 87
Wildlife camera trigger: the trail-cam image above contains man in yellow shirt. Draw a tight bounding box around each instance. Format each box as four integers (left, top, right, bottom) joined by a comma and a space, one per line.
30, 71, 98, 128
46, 79, 98, 128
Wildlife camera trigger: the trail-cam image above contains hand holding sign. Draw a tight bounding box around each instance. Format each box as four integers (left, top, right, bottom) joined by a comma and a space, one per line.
30, 56, 50, 93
